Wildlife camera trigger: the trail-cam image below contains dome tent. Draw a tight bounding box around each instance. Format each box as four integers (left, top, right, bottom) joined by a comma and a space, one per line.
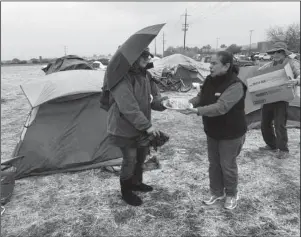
42, 55, 93, 75
2, 69, 123, 179
148, 54, 204, 83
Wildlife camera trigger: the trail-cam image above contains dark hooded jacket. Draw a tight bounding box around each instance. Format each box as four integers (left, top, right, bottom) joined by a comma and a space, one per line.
107, 63, 166, 141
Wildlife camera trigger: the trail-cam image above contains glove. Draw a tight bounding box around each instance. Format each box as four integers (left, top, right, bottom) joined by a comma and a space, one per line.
137, 130, 169, 151
150, 131, 169, 151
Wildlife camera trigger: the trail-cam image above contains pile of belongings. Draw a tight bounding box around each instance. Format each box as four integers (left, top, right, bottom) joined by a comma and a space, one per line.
42, 55, 93, 74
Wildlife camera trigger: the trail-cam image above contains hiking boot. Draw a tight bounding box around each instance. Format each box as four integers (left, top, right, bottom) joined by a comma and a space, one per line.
224, 194, 239, 210
203, 193, 225, 205
120, 179, 142, 206
258, 145, 277, 151
131, 183, 153, 192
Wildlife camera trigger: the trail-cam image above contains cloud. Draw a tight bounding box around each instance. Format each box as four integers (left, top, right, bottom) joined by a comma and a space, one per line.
1, 2, 300, 60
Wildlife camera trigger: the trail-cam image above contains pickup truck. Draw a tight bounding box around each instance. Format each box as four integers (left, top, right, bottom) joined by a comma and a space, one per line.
255, 53, 271, 60
234, 56, 255, 67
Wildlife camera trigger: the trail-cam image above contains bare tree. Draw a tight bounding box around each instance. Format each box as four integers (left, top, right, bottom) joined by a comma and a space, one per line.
226, 44, 242, 54
286, 23, 300, 53
266, 26, 285, 41
266, 23, 300, 52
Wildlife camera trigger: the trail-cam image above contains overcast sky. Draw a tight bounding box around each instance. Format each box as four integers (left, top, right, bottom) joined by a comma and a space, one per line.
1, 2, 300, 60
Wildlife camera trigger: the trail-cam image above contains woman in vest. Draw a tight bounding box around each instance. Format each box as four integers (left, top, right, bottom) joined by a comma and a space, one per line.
182, 51, 247, 210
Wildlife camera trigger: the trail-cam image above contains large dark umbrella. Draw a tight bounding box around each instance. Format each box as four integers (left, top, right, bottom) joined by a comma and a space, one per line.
106, 23, 165, 90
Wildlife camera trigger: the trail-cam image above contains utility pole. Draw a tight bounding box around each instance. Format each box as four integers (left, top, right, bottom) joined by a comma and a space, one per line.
64, 46, 68, 56
162, 32, 166, 57
249, 30, 254, 56
216, 38, 220, 51
182, 9, 191, 50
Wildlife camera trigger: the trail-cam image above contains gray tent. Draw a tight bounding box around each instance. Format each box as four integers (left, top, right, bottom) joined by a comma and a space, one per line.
2, 70, 123, 179
149, 54, 204, 83
42, 55, 93, 75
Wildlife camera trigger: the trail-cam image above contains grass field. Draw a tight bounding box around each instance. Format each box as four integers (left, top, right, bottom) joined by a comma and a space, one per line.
1, 86, 300, 237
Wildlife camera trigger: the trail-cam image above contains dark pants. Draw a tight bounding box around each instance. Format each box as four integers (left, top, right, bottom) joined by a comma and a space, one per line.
261, 101, 289, 151
120, 147, 149, 184
207, 135, 245, 197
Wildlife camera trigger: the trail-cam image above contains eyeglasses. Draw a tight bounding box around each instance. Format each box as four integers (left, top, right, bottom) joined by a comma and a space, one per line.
273, 50, 285, 54
141, 52, 151, 60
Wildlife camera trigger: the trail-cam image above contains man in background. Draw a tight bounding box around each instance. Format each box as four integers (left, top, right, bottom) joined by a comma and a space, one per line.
258, 41, 300, 158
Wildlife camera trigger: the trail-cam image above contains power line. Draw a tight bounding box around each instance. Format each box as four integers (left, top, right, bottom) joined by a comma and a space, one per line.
192, 2, 231, 24
189, 2, 205, 15
173, 15, 183, 30
182, 9, 191, 50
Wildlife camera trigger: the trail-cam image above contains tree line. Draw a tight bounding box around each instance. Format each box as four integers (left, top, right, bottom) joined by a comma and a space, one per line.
162, 23, 300, 58
2, 23, 299, 65
1, 58, 55, 65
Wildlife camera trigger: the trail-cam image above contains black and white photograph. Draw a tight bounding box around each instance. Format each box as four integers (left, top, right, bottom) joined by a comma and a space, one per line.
1, 1, 300, 236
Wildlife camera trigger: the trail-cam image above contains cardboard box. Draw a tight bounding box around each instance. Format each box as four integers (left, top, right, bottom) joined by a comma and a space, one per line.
246, 62, 296, 105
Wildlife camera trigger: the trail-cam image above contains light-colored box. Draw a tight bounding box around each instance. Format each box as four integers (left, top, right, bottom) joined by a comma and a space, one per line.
246, 63, 296, 105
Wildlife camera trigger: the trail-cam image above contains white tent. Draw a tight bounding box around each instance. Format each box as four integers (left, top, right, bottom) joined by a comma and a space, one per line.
148, 54, 204, 83
21, 70, 105, 107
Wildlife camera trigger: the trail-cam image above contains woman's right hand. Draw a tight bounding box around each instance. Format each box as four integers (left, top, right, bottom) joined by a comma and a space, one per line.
146, 126, 161, 137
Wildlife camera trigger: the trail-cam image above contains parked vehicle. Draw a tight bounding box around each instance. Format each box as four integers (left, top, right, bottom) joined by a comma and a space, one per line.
200, 55, 255, 68
262, 53, 272, 61
237, 55, 251, 61
256, 53, 265, 60
234, 56, 255, 67
253, 53, 259, 60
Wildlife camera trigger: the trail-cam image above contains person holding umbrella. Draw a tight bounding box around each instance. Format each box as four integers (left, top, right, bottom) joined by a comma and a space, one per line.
105, 24, 169, 206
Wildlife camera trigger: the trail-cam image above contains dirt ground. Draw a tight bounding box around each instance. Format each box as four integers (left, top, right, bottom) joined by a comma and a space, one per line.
1, 89, 300, 237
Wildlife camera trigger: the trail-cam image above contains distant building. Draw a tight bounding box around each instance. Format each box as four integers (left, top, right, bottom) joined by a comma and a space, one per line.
240, 43, 258, 52
257, 41, 274, 52
240, 41, 273, 54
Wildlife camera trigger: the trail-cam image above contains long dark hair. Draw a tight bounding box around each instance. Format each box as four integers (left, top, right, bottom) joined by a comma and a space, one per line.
216, 51, 240, 75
